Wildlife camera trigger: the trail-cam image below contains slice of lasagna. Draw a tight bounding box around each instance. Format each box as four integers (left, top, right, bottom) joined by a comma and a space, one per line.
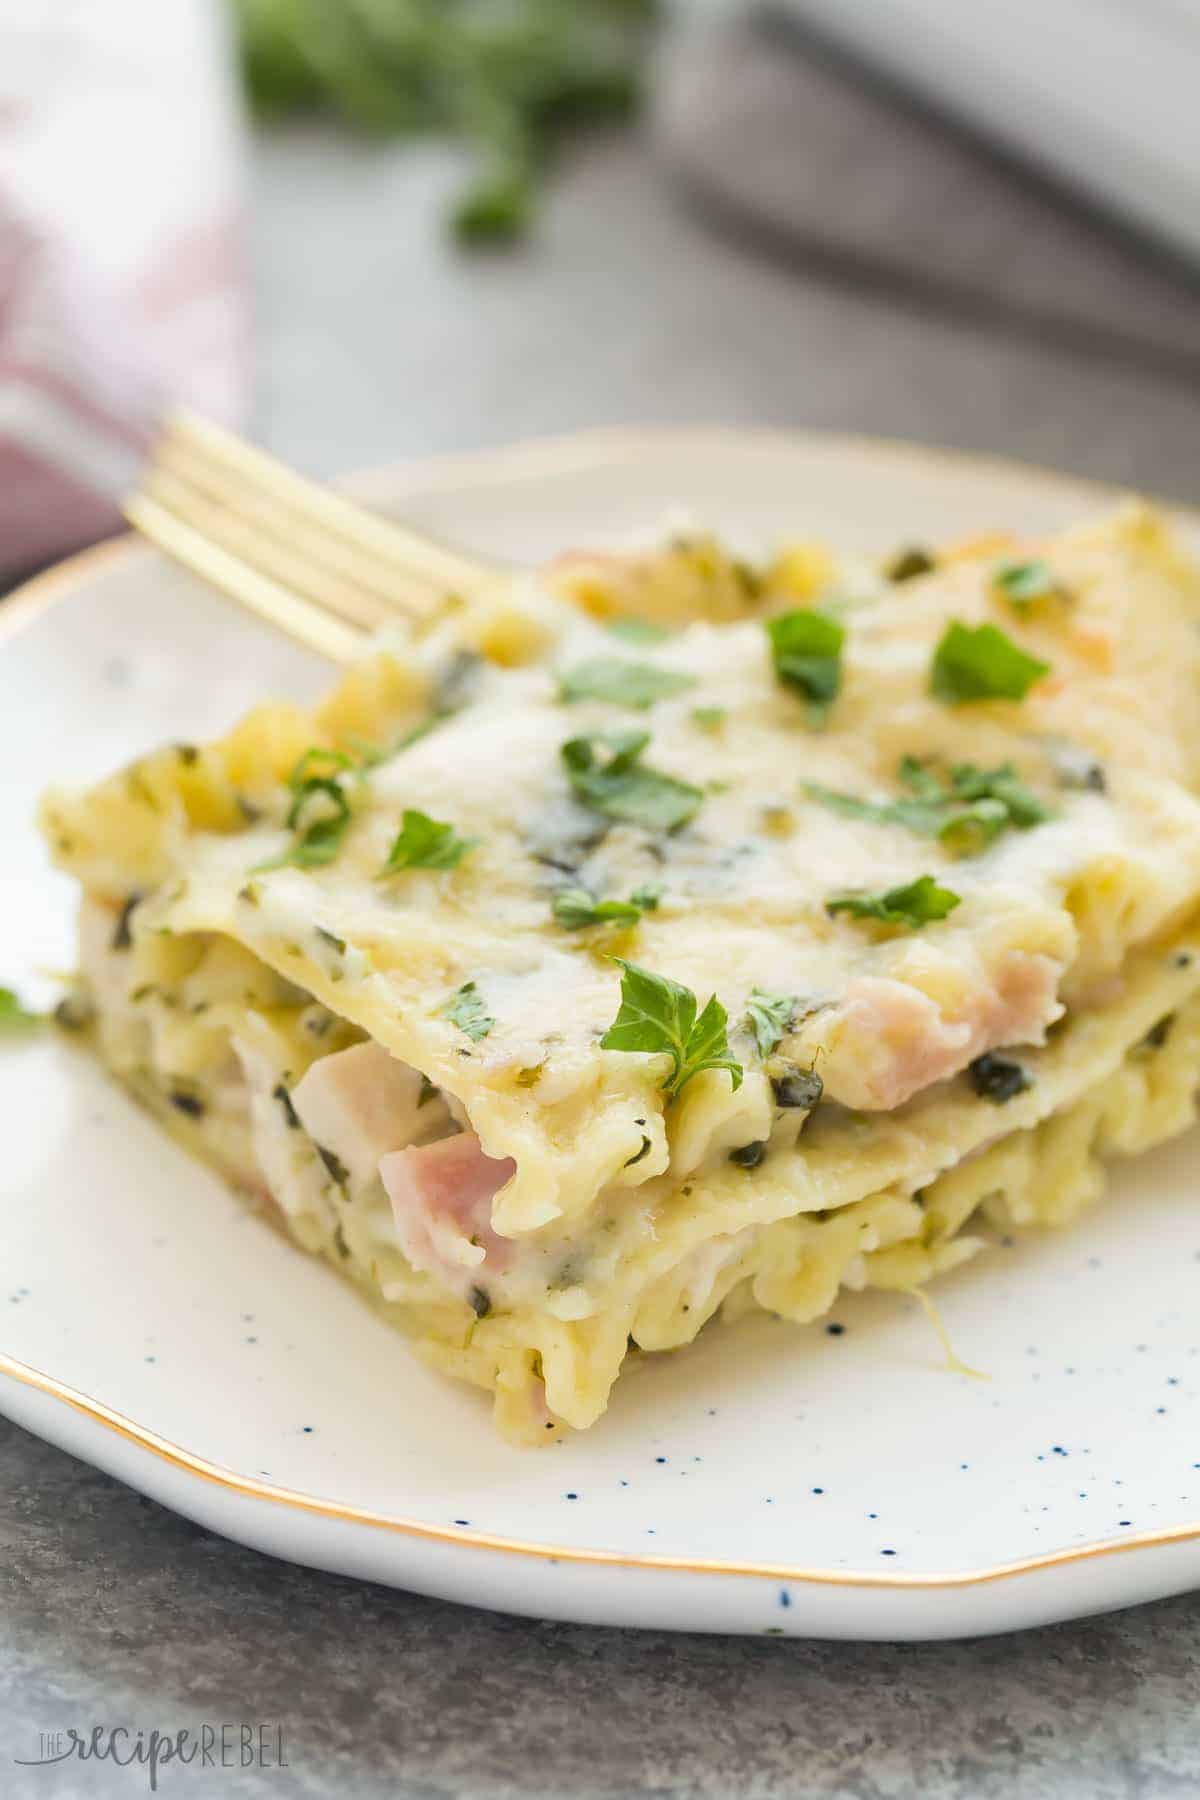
41, 504, 1200, 1442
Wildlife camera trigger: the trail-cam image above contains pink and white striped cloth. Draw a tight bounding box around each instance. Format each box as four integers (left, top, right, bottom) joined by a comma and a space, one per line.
0, 1, 248, 580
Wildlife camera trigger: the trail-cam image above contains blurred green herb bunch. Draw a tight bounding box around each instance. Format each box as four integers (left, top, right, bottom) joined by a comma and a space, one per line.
233, 0, 659, 241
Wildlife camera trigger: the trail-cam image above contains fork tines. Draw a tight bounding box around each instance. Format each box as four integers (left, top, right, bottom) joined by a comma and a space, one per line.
124, 410, 495, 662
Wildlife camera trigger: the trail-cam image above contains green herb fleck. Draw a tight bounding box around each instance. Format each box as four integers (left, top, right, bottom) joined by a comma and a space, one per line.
967, 1053, 1032, 1103
559, 657, 695, 710
728, 1139, 767, 1169
600, 959, 743, 1098
606, 616, 673, 647
691, 705, 726, 732
111, 894, 141, 951
772, 1067, 823, 1110
930, 621, 1049, 705
380, 809, 478, 875
744, 988, 800, 1059
551, 883, 661, 930
624, 1134, 652, 1167
273, 1083, 301, 1129
766, 609, 845, 722
443, 980, 494, 1042
561, 730, 703, 833
886, 546, 936, 583
827, 874, 961, 930
316, 1144, 349, 1187
255, 747, 358, 872
0, 986, 42, 1032
992, 559, 1065, 609
805, 756, 1049, 857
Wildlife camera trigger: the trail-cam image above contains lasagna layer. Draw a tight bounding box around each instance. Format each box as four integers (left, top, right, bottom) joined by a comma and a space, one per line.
41, 503, 1200, 1440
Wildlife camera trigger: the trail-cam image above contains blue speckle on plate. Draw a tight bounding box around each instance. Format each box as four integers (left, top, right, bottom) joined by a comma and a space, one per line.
778, 1589, 792, 1609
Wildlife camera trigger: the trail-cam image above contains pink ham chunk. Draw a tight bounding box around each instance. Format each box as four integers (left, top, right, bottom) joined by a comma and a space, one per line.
812, 951, 1061, 1112
291, 1041, 451, 1192
379, 1134, 516, 1282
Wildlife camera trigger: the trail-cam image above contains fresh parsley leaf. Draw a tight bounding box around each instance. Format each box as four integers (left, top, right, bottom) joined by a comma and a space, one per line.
744, 988, 799, 1059
826, 874, 961, 929
0, 986, 41, 1032
561, 731, 703, 833
628, 882, 663, 911
552, 881, 662, 930
559, 657, 695, 709
805, 757, 1049, 857
442, 980, 493, 1042
254, 747, 359, 872
380, 809, 477, 875
691, 706, 726, 732
606, 616, 673, 646
930, 621, 1049, 704
553, 888, 639, 929
766, 609, 845, 722
947, 763, 1047, 828
992, 559, 1064, 609
601, 959, 742, 1097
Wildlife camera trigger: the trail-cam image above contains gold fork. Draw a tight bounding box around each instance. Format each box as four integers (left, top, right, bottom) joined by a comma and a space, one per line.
124, 410, 504, 662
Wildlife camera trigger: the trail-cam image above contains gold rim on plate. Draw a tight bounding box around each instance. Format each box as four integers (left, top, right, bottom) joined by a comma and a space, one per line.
4, 426, 1199, 1595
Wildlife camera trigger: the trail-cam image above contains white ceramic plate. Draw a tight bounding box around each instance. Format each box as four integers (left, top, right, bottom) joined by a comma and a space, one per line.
5, 429, 1200, 1642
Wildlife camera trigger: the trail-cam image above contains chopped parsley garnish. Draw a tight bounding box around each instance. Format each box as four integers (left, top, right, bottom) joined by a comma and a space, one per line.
255, 746, 358, 872
691, 706, 726, 733
805, 756, 1049, 857
600, 959, 743, 1097
558, 657, 695, 710
992, 559, 1064, 609
442, 980, 494, 1042
0, 986, 41, 1032
827, 874, 961, 929
886, 546, 936, 583
380, 809, 478, 875
744, 988, 800, 1059
552, 883, 660, 930
606, 616, 673, 647
930, 621, 1049, 705
967, 1053, 1032, 1103
561, 730, 703, 833
766, 608, 845, 722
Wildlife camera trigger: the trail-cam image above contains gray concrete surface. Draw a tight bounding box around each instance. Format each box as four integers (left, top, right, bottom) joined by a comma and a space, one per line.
7, 18, 1200, 1796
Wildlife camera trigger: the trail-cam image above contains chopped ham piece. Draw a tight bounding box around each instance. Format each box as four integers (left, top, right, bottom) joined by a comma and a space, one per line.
291, 1041, 451, 1192
808, 951, 1062, 1112
379, 1134, 516, 1281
